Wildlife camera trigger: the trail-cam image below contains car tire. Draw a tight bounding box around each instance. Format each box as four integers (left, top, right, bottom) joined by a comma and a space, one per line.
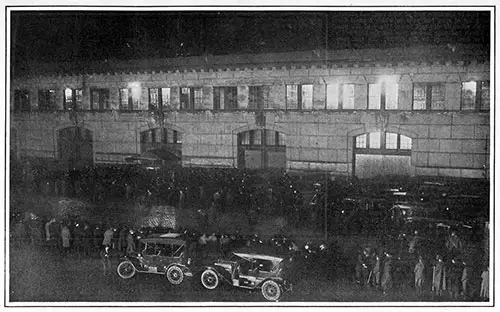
261, 280, 282, 301
117, 261, 136, 279
200, 269, 219, 290
166, 265, 184, 285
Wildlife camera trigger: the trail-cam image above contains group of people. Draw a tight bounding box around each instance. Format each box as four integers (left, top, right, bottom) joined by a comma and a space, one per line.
354, 230, 489, 301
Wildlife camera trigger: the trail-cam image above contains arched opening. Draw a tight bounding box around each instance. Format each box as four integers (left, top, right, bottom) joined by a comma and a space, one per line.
353, 131, 413, 179
136, 128, 182, 169
237, 129, 286, 169
58, 127, 93, 170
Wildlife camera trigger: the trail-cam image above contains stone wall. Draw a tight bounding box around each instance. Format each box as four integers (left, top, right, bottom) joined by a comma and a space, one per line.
10, 51, 490, 179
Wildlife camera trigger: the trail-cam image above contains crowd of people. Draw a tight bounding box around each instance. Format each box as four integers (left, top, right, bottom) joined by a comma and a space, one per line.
353, 229, 489, 301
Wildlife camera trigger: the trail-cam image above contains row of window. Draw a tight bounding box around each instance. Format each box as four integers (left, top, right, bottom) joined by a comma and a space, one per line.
13, 81, 490, 113
355, 132, 412, 150
238, 129, 286, 147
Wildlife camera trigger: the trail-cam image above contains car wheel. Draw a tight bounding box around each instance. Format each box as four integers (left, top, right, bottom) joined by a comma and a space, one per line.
166, 265, 184, 285
261, 280, 282, 301
117, 261, 136, 279
201, 269, 219, 290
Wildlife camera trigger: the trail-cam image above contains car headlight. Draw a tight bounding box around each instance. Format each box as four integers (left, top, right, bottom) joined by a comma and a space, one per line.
187, 258, 192, 265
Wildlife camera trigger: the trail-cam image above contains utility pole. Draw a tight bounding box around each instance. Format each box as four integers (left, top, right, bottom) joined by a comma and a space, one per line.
324, 171, 328, 240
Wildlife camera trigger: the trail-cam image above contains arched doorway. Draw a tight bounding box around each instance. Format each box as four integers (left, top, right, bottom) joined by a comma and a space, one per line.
58, 127, 93, 169
137, 128, 182, 168
353, 131, 413, 179
237, 129, 286, 169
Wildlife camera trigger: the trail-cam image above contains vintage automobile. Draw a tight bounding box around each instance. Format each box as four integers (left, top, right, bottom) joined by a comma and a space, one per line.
199, 247, 293, 301
116, 233, 194, 285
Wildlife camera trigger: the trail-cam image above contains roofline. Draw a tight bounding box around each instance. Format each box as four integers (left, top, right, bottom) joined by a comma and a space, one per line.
13, 44, 489, 78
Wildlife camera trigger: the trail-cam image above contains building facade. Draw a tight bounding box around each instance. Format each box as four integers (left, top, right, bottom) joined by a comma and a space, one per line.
10, 45, 490, 179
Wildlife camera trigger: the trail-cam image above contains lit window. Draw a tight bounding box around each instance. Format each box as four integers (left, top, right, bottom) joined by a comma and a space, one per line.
326, 84, 339, 110
301, 84, 313, 110
266, 130, 276, 146
162, 88, 171, 109
286, 85, 298, 109
461, 81, 477, 110
253, 129, 262, 145
120, 88, 131, 110
277, 133, 286, 146
385, 133, 398, 149
369, 132, 381, 149
368, 84, 381, 109
342, 84, 355, 109
355, 134, 367, 148
240, 132, 250, 145
385, 83, 398, 110
400, 135, 412, 150
63, 88, 82, 110
193, 88, 203, 109
480, 81, 490, 110
149, 88, 159, 110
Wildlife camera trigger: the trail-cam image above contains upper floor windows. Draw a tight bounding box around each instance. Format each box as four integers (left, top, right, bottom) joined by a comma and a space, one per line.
91, 88, 110, 111
249, 86, 265, 109
14, 90, 30, 112
214, 86, 238, 110
63, 88, 83, 110
180, 87, 202, 110
120, 88, 140, 111
461, 80, 489, 111
286, 84, 313, 110
413, 83, 445, 110
368, 83, 398, 110
149, 87, 172, 111
38, 89, 57, 111
326, 84, 355, 109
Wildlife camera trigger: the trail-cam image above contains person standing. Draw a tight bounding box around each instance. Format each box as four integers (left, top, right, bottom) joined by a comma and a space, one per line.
381, 252, 393, 295
126, 229, 136, 254
371, 254, 381, 289
480, 266, 489, 300
448, 258, 461, 300
461, 260, 471, 299
432, 255, 446, 298
61, 222, 71, 256
414, 256, 425, 297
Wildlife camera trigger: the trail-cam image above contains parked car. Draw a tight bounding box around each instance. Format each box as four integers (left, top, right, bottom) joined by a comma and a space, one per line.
116, 232, 194, 285
199, 247, 293, 301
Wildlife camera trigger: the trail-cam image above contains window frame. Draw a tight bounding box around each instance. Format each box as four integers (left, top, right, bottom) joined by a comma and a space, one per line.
461, 80, 490, 111
368, 82, 399, 110
412, 82, 445, 110
14, 89, 31, 112
38, 89, 57, 112
63, 88, 83, 111
286, 84, 313, 110
213, 86, 238, 110
90, 88, 110, 111
354, 132, 412, 155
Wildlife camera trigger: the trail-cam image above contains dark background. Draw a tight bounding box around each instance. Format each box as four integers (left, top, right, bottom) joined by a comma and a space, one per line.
10, 10, 491, 70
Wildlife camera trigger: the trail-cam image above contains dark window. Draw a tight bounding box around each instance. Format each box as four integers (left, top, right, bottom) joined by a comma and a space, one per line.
90, 88, 110, 110
214, 86, 238, 110
64, 88, 83, 110
14, 90, 30, 112
38, 89, 57, 111
461, 81, 490, 111
249, 86, 265, 109
413, 83, 445, 110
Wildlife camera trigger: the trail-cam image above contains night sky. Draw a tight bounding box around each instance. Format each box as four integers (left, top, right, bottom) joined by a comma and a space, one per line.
11, 10, 490, 72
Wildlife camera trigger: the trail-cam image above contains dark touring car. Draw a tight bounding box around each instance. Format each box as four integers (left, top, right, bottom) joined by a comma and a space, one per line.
199, 247, 293, 301
116, 233, 194, 285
